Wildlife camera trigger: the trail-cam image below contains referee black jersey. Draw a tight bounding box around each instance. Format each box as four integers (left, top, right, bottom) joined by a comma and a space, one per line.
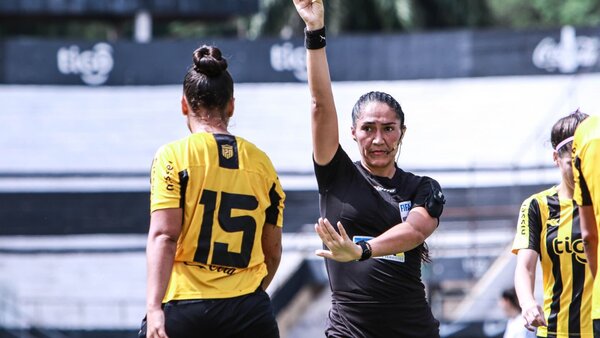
315, 146, 441, 338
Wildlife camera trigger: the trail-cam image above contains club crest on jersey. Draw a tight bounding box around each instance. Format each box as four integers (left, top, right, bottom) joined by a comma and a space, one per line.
221, 144, 234, 159
399, 201, 411, 222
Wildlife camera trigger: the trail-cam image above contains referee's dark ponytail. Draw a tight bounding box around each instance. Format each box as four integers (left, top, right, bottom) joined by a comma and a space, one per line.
420, 243, 431, 263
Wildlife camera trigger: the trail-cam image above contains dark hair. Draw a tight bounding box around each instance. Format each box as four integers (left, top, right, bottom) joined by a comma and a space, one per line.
351, 91, 405, 127
183, 45, 234, 118
551, 109, 589, 156
420, 243, 431, 264
501, 287, 520, 311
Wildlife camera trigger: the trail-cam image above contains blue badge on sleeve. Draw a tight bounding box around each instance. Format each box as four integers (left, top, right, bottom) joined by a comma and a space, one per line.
352, 235, 405, 263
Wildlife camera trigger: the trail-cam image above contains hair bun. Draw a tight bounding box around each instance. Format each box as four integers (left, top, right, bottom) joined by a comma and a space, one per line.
192, 45, 228, 77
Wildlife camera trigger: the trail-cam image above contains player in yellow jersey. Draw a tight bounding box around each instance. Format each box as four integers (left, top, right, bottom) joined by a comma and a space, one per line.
513, 111, 593, 337
139, 45, 285, 338
573, 114, 600, 334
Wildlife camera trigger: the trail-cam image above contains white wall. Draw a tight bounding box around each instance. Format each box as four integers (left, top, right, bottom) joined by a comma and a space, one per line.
1, 73, 598, 191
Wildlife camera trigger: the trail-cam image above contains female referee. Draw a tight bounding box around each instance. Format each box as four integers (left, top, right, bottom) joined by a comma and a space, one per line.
292, 0, 445, 337
513, 110, 593, 337
140, 45, 285, 338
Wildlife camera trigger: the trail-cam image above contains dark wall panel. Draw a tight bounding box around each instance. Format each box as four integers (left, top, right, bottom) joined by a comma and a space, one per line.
0, 192, 150, 235
0, 190, 320, 235
0, 185, 548, 236
328, 31, 471, 81
1, 25, 599, 85
472, 26, 600, 77
0, 39, 5, 82
1, 38, 303, 85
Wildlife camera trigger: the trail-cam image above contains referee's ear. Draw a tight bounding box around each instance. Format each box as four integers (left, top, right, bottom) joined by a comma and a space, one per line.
400, 125, 407, 143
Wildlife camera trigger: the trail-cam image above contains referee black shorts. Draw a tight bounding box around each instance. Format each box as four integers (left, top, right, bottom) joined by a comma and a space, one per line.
138, 288, 279, 338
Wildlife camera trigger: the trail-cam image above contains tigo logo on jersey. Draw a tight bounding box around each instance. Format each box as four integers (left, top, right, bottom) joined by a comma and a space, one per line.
552, 237, 587, 264
221, 145, 234, 159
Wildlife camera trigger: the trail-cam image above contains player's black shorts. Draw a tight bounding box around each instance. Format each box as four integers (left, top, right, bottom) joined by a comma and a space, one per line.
138, 288, 279, 338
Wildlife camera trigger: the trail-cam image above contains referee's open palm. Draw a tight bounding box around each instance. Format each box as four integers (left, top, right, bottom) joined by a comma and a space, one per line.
315, 218, 362, 262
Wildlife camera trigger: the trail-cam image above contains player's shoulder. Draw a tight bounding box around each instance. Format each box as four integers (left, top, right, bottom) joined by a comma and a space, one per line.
234, 135, 266, 161
235, 135, 277, 171
154, 140, 179, 158
235, 135, 263, 153
580, 114, 600, 130
155, 134, 194, 156
522, 186, 557, 207
575, 115, 600, 144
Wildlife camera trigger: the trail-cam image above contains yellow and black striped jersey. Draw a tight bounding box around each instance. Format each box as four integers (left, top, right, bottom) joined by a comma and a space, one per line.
150, 132, 285, 301
572, 115, 600, 320
512, 186, 593, 337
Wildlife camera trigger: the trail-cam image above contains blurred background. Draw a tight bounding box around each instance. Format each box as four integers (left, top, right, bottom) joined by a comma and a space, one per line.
1, 0, 599, 337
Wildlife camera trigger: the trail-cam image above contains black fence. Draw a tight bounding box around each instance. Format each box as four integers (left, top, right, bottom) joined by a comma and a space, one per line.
0, 189, 320, 235
0, 25, 598, 86
0, 183, 548, 236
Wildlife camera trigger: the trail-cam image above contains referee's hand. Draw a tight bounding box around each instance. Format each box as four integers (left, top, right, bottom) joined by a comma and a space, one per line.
315, 218, 362, 262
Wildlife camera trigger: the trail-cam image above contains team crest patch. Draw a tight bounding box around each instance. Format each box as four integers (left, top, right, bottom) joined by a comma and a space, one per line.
221, 144, 234, 159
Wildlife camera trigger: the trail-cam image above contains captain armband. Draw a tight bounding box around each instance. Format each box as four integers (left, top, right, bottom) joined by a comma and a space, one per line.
425, 182, 445, 218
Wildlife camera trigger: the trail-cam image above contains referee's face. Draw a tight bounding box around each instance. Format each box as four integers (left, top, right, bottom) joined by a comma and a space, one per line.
352, 101, 403, 177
